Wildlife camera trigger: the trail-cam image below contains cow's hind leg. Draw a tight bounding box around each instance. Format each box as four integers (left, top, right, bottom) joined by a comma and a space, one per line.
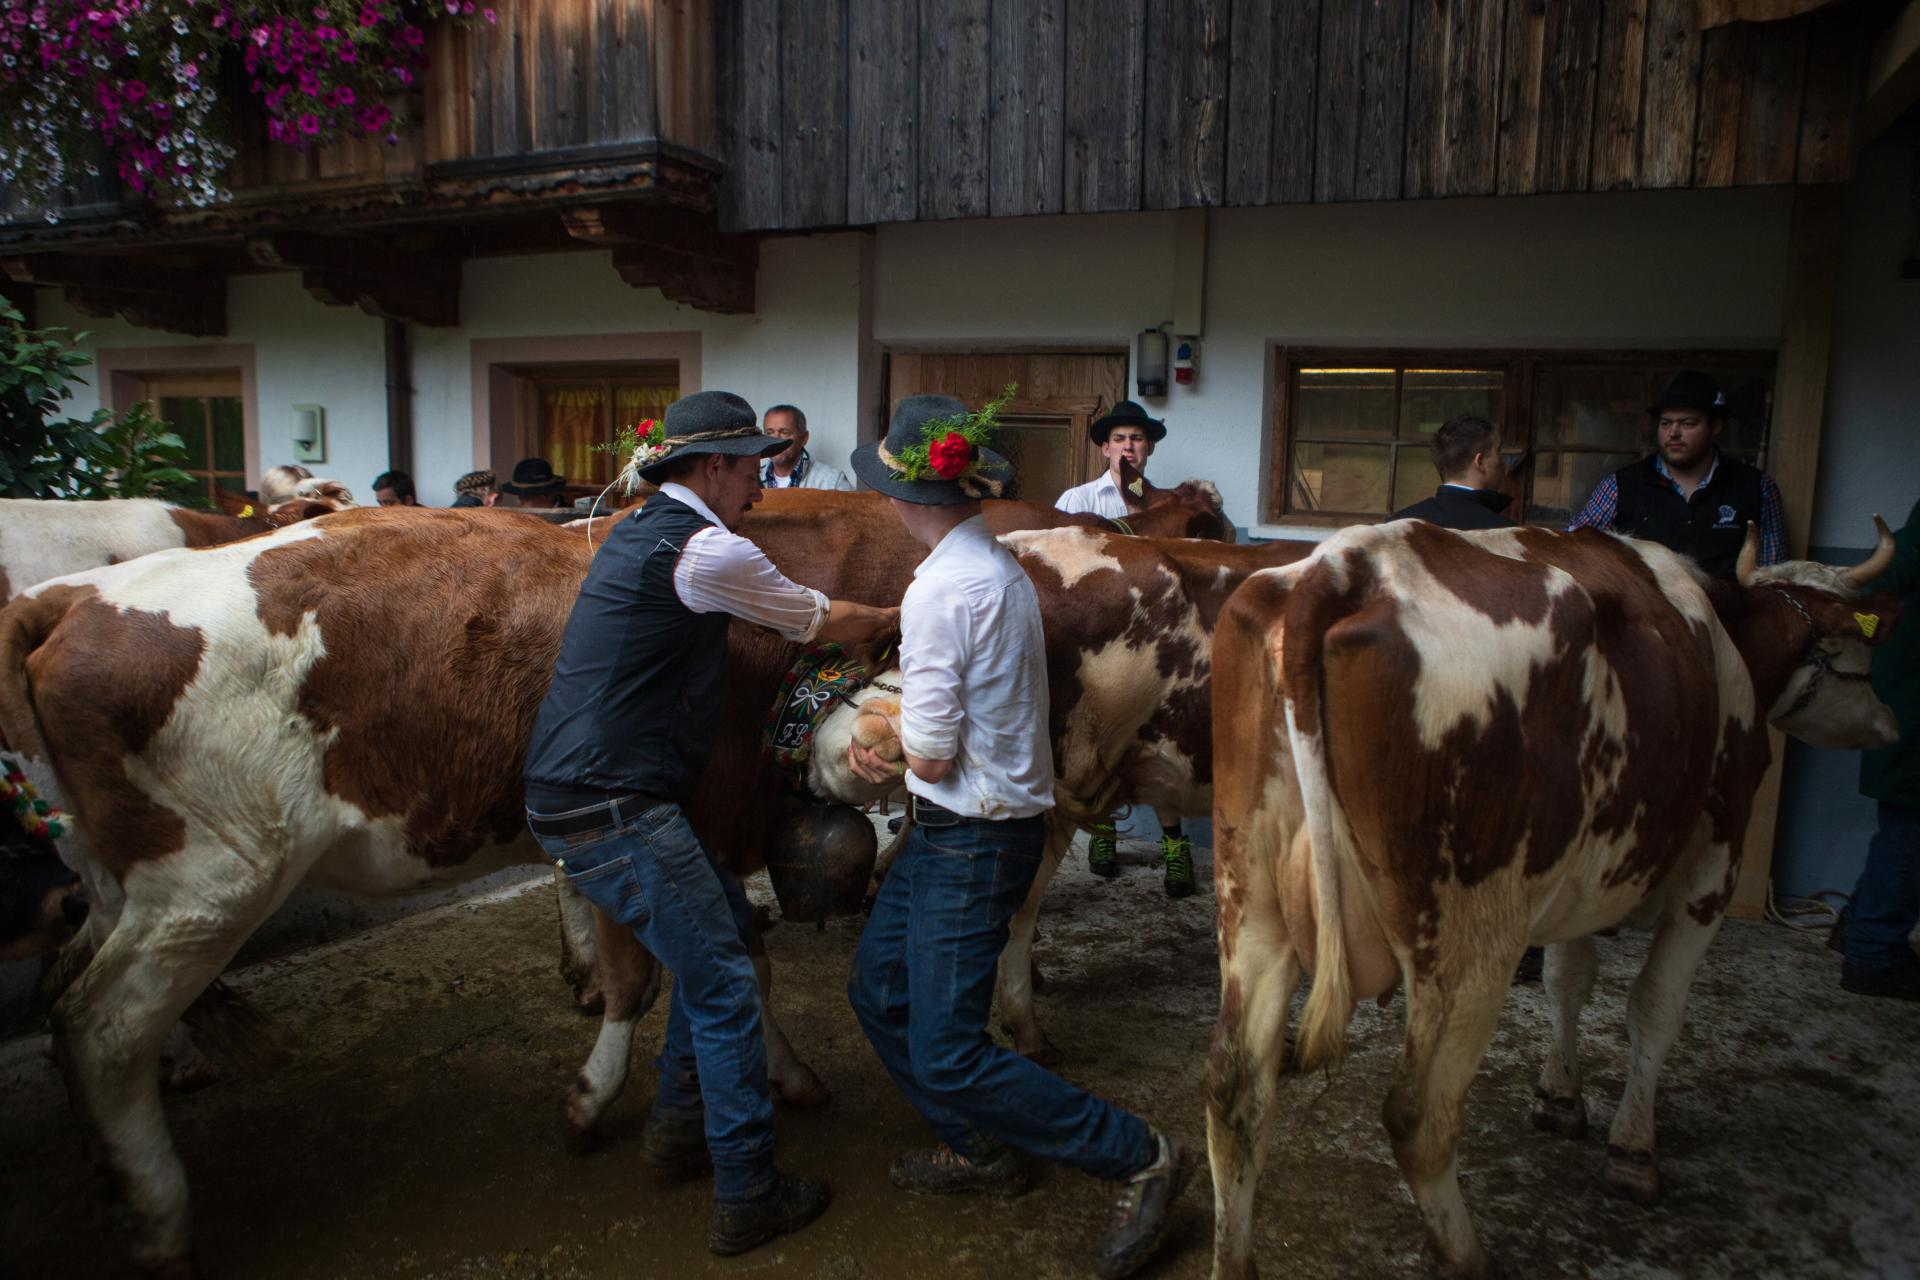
749, 921, 829, 1107
1205, 873, 1301, 1280
554, 867, 604, 1013
566, 908, 661, 1135
53, 869, 283, 1275
1386, 962, 1511, 1279
996, 813, 1075, 1064
1531, 935, 1598, 1138
1604, 853, 1728, 1206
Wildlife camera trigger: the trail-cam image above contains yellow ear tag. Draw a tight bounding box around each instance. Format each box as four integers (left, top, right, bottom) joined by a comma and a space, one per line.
238, 504, 255, 518
1854, 612, 1880, 640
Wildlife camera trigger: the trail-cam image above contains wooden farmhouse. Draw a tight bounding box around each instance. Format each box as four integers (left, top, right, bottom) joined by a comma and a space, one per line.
4, 0, 1918, 911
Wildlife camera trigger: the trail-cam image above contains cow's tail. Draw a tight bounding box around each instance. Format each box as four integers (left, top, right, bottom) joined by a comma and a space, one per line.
0, 591, 63, 760
1284, 555, 1364, 1072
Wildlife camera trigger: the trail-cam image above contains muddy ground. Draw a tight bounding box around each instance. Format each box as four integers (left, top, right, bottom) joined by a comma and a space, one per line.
3, 834, 1916, 1279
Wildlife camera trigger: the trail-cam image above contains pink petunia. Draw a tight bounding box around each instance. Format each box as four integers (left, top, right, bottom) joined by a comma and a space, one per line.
298, 112, 320, 135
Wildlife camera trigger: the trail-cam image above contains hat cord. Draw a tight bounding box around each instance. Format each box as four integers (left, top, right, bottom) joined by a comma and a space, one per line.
874, 439, 1006, 499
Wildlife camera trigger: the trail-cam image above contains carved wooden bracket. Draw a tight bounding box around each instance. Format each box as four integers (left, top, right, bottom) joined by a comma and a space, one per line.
1, 254, 226, 337
246, 232, 461, 328
561, 204, 757, 315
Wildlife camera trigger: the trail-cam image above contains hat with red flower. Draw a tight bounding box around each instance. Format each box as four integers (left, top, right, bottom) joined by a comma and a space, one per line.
850, 389, 1014, 506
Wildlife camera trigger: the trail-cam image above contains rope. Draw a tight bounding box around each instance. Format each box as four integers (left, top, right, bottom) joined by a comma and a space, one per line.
1765, 881, 1846, 934
3, 755, 71, 842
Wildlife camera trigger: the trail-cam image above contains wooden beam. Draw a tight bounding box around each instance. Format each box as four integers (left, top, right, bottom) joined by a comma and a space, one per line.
1730, 183, 1845, 920
1860, 0, 1920, 144
562, 203, 758, 314
1, 253, 226, 336
247, 232, 461, 327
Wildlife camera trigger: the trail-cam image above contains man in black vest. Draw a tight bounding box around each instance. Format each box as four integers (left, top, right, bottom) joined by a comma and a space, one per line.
1569, 370, 1787, 578
1390, 413, 1515, 530
523, 390, 896, 1257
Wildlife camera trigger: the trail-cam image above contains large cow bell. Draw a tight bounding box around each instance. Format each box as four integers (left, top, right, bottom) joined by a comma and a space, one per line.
766, 801, 877, 923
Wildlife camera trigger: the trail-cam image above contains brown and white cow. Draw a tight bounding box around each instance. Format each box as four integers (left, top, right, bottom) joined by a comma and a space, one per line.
803, 527, 1317, 1063
1202, 519, 1901, 1279
0, 488, 354, 607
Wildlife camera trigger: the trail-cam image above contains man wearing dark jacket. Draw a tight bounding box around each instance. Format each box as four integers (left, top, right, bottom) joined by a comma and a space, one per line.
1391, 413, 1515, 529
1569, 370, 1786, 579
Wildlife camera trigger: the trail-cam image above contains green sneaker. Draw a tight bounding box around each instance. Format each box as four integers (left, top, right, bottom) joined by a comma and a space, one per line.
1161, 834, 1195, 899
1087, 825, 1119, 878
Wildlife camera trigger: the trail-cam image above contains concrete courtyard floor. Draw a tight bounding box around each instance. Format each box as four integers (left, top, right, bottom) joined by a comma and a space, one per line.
2, 833, 1916, 1279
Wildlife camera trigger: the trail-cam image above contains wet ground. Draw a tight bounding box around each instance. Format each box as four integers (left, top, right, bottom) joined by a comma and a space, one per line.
2, 833, 1917, 1279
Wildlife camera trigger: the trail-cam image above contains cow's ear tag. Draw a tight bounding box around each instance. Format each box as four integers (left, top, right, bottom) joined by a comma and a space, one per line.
239, 504, 255, 518
1854, 611, 1880, 640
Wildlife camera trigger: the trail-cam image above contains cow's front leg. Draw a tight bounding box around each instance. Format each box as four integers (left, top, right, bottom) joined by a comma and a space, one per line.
1605, 845, 1729, 1206
566, 908, 660, 1134
1531, 935, 1597, 1138
995, 814, 1073, 1064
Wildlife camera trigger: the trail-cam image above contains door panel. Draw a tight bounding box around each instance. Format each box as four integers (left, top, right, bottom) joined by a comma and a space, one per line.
884, 351, 1126, 508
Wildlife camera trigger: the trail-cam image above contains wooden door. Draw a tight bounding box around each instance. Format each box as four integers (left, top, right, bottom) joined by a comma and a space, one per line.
883, 351, 1127, 507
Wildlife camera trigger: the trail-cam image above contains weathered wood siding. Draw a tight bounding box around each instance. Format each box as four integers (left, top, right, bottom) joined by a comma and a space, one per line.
717, 0, 1872, 232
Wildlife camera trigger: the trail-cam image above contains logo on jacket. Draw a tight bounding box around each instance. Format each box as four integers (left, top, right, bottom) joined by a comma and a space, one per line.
1714, 504, 1738, 528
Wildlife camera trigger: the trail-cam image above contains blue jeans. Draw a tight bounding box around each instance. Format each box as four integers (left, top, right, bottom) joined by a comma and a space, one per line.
531, 799, 773, 1203
848, 816, 1153, 1179
1844, 801, 1920, 971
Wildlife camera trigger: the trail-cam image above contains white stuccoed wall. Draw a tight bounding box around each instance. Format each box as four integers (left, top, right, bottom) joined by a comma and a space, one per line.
875, 185, 1795, 533
45, 233, 868, 505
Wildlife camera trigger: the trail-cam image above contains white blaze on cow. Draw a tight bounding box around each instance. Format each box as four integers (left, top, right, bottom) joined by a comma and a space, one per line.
1203, 518, 1901, 1280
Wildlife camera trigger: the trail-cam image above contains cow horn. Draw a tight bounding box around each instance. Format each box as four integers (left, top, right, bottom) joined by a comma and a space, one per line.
1842, 515, 1896, 589
1735, 522, 1761, 586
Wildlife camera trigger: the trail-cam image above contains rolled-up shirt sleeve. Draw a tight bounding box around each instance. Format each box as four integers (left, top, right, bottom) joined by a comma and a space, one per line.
898, 584, 971, 762
674, 526, 829, 642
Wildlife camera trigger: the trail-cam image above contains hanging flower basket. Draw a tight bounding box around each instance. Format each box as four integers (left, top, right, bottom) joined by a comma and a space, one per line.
0, 0, 495, 214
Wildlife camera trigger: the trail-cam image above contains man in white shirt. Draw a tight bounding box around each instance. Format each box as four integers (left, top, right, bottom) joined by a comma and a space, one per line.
1055, 401, 1198, 897
1054, 399, 1165, 520
524, 390, 896, 1258
759, 404, 855, 491
846, 395, 1192, 1280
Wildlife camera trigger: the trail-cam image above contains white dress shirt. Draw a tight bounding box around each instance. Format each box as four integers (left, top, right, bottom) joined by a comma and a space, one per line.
761, 450, 856, 492
1054, 470, 1132, 519
898, 515, 1055, 820
659, 482, 829, 643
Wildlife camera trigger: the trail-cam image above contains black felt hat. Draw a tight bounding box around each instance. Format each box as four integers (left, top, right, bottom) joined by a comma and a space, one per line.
635, 390, 788, 483
850, 395, 1012, 506
1089, 400, 1167, 444
500, 457, 565, 495
1649, 371, 1727, 419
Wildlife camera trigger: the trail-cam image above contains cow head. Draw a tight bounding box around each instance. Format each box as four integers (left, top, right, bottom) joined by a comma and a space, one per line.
1740, 518, 1902, 750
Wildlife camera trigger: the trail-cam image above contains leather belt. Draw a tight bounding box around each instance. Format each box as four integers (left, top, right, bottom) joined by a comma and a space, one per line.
526, 793, 661, 838
910, 795, 972, 827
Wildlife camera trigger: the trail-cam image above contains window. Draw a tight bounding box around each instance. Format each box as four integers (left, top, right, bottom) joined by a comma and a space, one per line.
517, 363, 679, 493
141, 371, 246, 503
1270, 349, 1774, 526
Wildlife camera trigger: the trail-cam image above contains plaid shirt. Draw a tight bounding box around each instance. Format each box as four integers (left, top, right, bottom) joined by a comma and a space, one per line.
1569, 453, 1786, 566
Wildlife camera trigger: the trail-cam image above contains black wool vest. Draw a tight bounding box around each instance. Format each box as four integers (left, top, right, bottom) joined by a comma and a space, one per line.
1610, 453, 1767, 580
523, 494, 733, 807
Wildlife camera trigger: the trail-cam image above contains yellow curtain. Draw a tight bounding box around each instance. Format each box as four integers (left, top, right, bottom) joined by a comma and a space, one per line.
540, 388, 607, 485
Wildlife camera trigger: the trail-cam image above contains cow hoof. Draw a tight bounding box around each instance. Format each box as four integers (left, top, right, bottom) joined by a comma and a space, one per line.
1016, 1035, 1062, 1069
772, 1073, 831, 1109
1603, 1145, 1660, 1206
1529, 1090, 1587, 1139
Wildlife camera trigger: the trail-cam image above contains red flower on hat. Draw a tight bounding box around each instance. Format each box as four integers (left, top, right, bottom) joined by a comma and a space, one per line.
929, 431, 972, 480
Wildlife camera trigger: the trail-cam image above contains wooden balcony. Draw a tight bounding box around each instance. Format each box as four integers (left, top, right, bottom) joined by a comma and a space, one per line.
0, 0, 753, 332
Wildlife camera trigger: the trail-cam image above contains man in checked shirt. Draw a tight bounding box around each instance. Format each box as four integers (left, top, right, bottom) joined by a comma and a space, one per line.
1569, 369, 1788, 578
846, 395, 1193, 1280
523, 390, 897, 1257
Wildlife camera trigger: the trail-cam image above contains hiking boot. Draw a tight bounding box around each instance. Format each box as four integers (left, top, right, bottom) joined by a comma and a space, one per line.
1514, 946, 1545, 984
1087, 825, 1119, 878
1161, 833, 1196, 899
640, 1107, 711, 1178
890, 1141, 1029, 1197
1841, 956, 1920, 1001
708, 1171, 832, 1256
1093, 1132, 1195, 1279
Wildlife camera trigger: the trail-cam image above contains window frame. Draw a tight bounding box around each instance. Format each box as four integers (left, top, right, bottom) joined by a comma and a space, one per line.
1268, 346, 1777, 527
514, 362, 680, 497
138, 370, 246, 504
